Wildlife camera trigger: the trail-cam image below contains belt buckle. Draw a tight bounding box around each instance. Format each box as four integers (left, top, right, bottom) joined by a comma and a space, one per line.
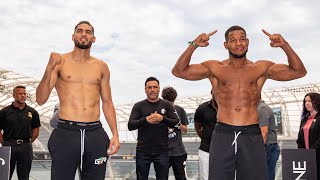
16, 139, 23, 144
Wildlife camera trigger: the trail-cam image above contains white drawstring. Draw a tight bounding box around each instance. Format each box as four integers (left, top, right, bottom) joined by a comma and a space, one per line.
231, 131, 241, 180
231, 131, 241, 154
80, 129, 86, 171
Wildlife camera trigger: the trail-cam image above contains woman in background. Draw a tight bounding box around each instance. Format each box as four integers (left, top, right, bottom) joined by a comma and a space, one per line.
297, 92, 320, 178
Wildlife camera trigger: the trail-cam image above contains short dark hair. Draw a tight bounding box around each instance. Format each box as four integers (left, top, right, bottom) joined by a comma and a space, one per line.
13, 85, 26, 94
225, 25, 246, 41
302, 92, 320, 118
145, 77, 159, 86
74, 21, 94, 35
161, 86, 177, 102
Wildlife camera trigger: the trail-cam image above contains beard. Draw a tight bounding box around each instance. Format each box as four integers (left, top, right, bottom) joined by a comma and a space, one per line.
229, 49, 248, 58
74, 40, 93, 49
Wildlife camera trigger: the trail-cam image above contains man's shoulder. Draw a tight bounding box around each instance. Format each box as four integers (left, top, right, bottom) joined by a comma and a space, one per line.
258, 102, 273, 111
194, 101, 207, 113
0, 105, 12, 112
61, 54, 107, 66
201, 60, 224, 69
134, 99, 147, 106
174, 104, 187, 112
94, 57, 108, 65
199, 101, 210, 107
254, 60, 274, 65
174, 104, 183, 110
161, 98, 172, 104
25, 105, 39, 113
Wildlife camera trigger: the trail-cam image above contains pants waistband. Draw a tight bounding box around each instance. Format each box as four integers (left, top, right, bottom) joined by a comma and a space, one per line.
266, 143, 278, 146
215, 122, 261, 134
57, 119, 102, 130
4, 138, 31, 144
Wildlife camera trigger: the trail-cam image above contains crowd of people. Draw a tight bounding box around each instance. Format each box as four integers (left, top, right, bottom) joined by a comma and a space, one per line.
0, 20, 318, 180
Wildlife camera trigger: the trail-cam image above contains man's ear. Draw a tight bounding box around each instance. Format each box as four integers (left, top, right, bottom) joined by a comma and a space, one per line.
224, 41, 228, 49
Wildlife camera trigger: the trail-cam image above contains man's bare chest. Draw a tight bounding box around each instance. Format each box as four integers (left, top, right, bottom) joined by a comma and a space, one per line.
59, 63, 102, 83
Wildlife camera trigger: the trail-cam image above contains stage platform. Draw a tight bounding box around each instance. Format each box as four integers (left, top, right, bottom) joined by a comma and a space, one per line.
10, 139, 297, 180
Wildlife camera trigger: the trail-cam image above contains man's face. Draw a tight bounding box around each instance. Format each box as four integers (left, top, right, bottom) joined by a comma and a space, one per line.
13, 88, 26, 104
224, 30, 249, 58
145, 80, 160, 102
72, 23, 96, 49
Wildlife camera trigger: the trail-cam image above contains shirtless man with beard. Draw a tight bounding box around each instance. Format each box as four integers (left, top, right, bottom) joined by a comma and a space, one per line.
36, 21, 119, 180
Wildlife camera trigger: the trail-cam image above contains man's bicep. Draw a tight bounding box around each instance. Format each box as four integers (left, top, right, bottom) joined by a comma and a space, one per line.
180, 109, 189, 125
258, 107, 271, 125
194, 110, 202, 123
194, 121, 202, 129
176, 63, 210, 80
267, 63, 302, 81
100, 65, 112, 102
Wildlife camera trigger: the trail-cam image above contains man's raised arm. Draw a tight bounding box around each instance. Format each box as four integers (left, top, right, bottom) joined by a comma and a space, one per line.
172, 31, 217, 80
36, 52, 61, 105
262, 29, 307, 81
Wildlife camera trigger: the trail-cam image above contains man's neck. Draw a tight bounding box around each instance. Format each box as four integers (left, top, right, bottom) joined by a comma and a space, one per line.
71, 48, 91, 62
147, 98, 160, 103
228, 56, 247, 68
13, 102, 25, 109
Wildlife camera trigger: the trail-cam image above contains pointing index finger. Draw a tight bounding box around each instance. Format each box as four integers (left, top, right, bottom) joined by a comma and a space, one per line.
262, 29, 271, 37
207, 30, 218, 37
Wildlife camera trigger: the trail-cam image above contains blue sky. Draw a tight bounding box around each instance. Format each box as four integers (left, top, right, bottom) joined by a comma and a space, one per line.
0, 0, 319, 105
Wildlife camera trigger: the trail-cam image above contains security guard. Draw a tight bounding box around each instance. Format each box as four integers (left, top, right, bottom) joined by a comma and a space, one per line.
0, 85, 40, 180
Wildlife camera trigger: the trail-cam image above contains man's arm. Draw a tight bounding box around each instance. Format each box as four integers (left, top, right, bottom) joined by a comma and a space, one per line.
179, 107, 188, 133
100, 62, 119, 155
180, 124, 188, 133
262, 30, 307, 81
36, 52, 61, 105
31, 127, 39, 143
194, 121, 203, 139
172, 31, 217, 80
31, 110, 41, 143
162, 115, 179, 128
128, 104, 148, 130
0, 130, 3, 144
258, 105, 271, 144
162, 103, 179, 128
194, 106, 203, 138
0, 110, 4, 144
260, 126, 268, 144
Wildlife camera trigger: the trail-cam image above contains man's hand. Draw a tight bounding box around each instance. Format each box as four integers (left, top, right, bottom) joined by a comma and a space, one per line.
193, 30, 217, 47
48, 52, 62, 70
262, 29, 287, 48
107, 135, 120, 155
146, 111, 163, 124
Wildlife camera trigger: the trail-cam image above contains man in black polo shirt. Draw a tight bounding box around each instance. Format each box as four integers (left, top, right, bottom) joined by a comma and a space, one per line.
194, 91, 217, 180
0, 85, 41, 180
